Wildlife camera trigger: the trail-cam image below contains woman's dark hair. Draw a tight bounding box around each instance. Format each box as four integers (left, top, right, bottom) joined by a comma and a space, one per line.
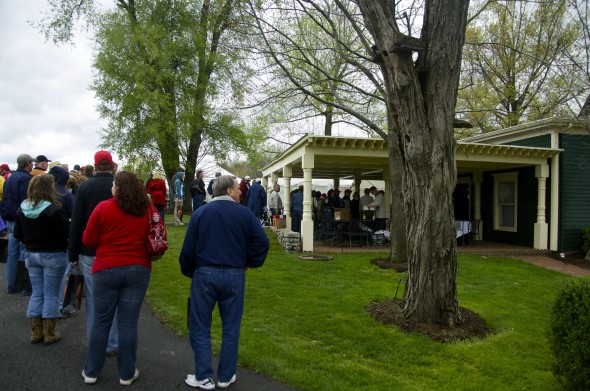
114, 171, 150, 216
27, 175, 61, 208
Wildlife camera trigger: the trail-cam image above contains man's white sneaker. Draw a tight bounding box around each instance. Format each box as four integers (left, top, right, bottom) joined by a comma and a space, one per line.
217, 374, 236, 389
120, 368, 140, 386
81, 370, 97, 384
185, 374, 215, 390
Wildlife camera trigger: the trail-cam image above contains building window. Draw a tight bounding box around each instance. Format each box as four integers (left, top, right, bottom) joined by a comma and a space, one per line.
493, 172, 518, 232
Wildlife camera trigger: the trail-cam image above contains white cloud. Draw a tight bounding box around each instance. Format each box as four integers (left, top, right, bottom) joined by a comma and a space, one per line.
0, 0, 117, 170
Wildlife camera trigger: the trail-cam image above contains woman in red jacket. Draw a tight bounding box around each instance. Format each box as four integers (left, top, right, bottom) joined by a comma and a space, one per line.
81, 171, 154, 386
146, 170, 167, 223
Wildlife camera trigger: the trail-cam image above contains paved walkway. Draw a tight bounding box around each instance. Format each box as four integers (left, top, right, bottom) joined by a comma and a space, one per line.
515, 255, 590, 277
0, 263, 296, 391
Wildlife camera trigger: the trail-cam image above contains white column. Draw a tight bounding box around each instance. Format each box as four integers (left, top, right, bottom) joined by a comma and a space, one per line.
283, 165, 292, 228
262, 176, 269, 206
473, 170, 483, 240
534, 164, 549, 250
301, 154, 314, 252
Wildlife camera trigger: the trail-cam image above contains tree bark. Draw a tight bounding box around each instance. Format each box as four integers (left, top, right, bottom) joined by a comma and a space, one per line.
387, 118, 407, 264
358, 0, 469, 325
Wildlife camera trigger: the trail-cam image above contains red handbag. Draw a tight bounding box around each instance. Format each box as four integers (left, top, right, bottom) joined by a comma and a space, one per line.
147, 205, 168, 261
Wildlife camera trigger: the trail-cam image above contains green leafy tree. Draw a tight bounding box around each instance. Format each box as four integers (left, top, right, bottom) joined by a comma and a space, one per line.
458, 0, 581, 133
37, 0, 265, 207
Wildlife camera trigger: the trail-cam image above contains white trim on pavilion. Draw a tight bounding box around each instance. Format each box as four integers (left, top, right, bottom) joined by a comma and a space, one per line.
262, 134, 562, 252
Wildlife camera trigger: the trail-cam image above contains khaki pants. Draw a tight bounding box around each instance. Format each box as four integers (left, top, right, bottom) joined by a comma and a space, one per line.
173, 198, 184, 225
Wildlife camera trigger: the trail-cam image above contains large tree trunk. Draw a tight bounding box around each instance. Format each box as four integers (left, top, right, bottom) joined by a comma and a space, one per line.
358, 0, 469, 325
387, 125, 407, 263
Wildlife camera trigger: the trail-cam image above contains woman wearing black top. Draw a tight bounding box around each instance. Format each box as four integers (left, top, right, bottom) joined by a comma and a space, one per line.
14, 175, 69, 345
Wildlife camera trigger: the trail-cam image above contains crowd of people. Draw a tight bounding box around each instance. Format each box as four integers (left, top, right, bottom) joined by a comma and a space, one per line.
212, 173, 386, 234
0, 151, 164, 386
0, 154, 273, 388
1, 155, 386, 388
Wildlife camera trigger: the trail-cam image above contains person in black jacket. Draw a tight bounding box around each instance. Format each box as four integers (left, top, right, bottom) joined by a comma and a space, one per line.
14, 175, 69, 344
68, 150, 119, 355
207, 171, 222, 199
190, 169, 207, 212
1, 153, 35, 294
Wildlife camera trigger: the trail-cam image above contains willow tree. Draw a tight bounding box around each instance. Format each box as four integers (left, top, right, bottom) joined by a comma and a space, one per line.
355, 0, 470, 325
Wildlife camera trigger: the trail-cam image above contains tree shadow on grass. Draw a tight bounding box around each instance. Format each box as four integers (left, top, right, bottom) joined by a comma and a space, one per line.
368, 258, 494, 343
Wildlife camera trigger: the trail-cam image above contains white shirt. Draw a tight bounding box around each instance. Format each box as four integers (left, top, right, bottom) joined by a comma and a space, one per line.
360, 194, 373, 208
269, 191, 283, 209
372, 192, 386, 219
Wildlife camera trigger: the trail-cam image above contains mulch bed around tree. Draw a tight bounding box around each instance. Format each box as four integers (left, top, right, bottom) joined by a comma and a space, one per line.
370, 258, 407, 273
366, 299, 494, 343
368, 258, 493, 343
548, 251, 590, 271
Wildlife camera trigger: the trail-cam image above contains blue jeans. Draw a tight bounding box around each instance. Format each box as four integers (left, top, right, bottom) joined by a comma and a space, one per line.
81, 255, 119, 353
6, 221, 26, 293
84, 264, 151, 380
24, 252, 67, 318
189, 266, 245, 382
154, 204, 165, 224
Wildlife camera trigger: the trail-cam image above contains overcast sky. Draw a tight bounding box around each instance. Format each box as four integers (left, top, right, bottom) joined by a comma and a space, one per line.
0, 0, 115, 171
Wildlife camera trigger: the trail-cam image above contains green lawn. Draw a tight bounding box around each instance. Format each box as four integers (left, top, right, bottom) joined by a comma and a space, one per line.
146, 226, 575, 391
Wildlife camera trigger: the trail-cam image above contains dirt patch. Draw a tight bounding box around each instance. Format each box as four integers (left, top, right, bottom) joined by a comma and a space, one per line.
548, 251, 590, 271
370, 258, 407, 273
366, 299, 493, 343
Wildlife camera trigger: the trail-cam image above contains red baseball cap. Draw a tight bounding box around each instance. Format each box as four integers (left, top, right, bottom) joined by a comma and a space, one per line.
0, 164, 9, 171
94, 150, 113, 166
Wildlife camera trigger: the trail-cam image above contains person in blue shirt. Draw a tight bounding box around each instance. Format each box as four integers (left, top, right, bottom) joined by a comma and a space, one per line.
180, 175, 269, 390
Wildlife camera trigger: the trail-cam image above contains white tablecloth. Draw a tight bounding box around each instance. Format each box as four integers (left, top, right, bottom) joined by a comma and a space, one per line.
456, 220, 471, 238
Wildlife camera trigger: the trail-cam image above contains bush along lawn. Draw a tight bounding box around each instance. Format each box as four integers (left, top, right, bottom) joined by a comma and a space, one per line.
147, 226, 573, 391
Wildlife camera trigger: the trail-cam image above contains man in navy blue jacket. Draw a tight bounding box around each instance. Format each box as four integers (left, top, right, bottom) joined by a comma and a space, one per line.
246, 179, 267, 219
1, 154, 35, 294
180, 175, 269, 390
